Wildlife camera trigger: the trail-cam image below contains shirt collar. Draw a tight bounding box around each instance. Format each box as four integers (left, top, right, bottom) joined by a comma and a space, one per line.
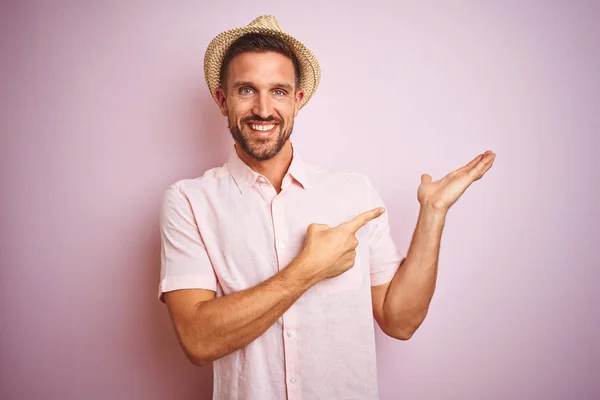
227, 142, 309, 195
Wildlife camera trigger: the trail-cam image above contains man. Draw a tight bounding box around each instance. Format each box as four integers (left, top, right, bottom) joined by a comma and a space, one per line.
159, 15, 495, 399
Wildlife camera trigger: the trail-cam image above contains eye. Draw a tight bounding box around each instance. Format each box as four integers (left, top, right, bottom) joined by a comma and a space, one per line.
273, 89, 286, 96
239, 87, 254, 95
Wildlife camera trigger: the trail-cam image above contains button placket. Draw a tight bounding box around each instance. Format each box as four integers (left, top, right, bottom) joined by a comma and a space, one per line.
271, 195, 301, 398
283, 311, 300, 397
271, 198, 289, 267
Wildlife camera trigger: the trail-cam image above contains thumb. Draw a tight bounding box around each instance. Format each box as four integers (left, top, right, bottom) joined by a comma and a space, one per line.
307, 223, 330, 234
421, 173, 432, 184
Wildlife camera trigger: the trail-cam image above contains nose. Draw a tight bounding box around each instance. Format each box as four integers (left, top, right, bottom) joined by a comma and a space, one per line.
252, 91, 274, 119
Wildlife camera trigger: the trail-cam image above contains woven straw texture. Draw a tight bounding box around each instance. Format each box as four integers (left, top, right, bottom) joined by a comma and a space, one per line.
203, 15, 321, 109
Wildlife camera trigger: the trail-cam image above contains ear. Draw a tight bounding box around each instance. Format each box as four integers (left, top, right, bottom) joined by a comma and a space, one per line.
294, 89, 305, 117
215, 87, 229, 117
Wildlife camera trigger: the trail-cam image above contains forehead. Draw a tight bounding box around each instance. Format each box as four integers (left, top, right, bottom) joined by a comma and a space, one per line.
226, 52, 296, 86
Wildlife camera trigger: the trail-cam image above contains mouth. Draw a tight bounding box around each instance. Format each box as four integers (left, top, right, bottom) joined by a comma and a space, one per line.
246, 122, 278, 137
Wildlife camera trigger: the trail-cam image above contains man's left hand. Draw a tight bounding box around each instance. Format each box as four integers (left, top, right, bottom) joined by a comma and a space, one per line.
417, 150, 496, 215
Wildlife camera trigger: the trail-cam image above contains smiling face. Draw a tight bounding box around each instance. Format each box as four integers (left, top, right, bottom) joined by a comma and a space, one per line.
215, 51, 304, 161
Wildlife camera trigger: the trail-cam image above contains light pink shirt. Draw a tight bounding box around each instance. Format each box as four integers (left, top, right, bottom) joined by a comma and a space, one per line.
159, 142, 404, 399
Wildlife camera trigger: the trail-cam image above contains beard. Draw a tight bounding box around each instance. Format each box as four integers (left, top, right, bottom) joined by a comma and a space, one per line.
228, 114, 294, 161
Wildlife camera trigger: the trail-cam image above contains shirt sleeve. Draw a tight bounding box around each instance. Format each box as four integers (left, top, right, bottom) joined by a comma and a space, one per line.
365, 176, 405, 286
158, 184, 218, 302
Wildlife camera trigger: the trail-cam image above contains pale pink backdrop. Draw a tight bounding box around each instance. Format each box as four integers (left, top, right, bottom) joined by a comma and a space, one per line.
1, 1, 598, 399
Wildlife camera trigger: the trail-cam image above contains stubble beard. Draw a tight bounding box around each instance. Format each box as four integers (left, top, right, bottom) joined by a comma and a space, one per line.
228, 115, 294, 161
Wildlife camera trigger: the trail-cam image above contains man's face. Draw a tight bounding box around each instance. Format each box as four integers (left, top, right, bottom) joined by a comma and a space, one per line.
215, 51, 304, 161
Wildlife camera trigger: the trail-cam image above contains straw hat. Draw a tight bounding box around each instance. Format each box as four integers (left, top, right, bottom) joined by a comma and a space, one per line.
203, 15, 321, 110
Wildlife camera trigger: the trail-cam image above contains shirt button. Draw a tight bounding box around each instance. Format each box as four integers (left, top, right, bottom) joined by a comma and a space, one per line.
277, 242, 286, 249
259, 176, 267, 183
290, 377, 296, 384
287, 331, 295, 338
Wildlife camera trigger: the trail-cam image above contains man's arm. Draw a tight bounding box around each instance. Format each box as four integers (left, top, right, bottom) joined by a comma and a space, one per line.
165, 256, 319, 366
371, 205, 444, 340
165, 208, 384, 366
371, 150, 495, 340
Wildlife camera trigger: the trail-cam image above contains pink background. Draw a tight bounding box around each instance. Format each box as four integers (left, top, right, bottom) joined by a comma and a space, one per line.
1, 1, 598, 399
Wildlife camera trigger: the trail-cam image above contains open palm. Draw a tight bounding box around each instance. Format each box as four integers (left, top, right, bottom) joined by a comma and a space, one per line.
417, 150, 496, 214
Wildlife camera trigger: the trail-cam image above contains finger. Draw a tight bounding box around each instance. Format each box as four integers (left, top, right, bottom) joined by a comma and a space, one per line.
307, 223, 331, 233
451, 153, 485, 178
463, 153, 485, 172
467, 152, 495, 181
473, 153, 495, 180
339, 207, 385, 233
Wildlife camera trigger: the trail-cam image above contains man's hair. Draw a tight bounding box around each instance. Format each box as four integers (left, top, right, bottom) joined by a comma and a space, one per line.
219, 33, 302, 92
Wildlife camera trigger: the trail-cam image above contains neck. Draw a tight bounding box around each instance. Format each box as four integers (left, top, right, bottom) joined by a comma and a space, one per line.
235, 141, 293, 192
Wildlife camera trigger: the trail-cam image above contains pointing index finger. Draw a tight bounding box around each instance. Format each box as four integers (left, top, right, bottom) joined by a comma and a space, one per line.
343, 207, 386, 233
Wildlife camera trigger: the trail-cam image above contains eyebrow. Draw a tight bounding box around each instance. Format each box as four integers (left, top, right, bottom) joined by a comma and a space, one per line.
232, 81, 294, 91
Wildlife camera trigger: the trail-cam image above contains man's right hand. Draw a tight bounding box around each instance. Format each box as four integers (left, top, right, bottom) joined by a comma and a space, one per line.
298, 207, 385, 282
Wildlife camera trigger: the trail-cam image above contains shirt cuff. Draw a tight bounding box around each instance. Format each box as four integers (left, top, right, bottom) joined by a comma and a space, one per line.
370, 258, 404, 287
158, 275, 217, 302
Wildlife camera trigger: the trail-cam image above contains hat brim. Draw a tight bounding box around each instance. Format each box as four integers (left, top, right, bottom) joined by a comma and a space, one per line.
203, 26, 321, 110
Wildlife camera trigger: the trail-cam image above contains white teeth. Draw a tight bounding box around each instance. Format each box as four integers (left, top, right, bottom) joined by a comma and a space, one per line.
250, 124, 275, 131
